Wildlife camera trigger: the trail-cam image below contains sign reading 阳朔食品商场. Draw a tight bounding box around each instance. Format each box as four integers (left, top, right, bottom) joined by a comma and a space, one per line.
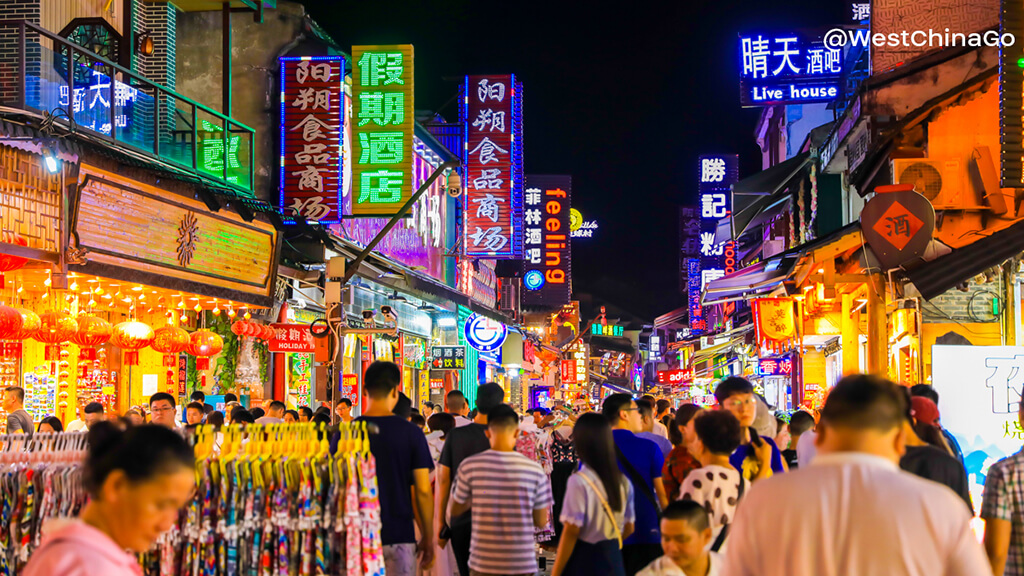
462, 75, 524, 258
522, 175, 572, 307
430, 346, 467, 370
279, 56, 344, 223
351, 45, 415, 216
738, 32, 844, 107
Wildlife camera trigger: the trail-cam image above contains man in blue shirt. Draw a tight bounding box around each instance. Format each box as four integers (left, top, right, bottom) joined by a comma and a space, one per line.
714, 377, 786, 483
604, 393, 669, 576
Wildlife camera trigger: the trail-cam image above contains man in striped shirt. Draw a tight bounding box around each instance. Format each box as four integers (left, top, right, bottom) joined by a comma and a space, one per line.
451, 404, 553, 576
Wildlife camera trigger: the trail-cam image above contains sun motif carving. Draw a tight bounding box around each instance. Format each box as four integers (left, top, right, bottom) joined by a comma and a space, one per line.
177, 212, 199, 267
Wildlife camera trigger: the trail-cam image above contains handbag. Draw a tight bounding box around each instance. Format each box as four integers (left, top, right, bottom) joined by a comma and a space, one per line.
576, 471, 623, 549
615, 445, 662, 514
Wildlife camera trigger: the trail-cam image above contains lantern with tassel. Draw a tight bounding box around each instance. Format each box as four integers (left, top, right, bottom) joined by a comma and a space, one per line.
0, 305, 23, 340
0, 232, 28, 288
34, 311, 77, 361
152, 326, 189, 394
187, 330, 223, 391
231, 320, 248, 337
71, 315, 112, 362
111, 321, 155, 366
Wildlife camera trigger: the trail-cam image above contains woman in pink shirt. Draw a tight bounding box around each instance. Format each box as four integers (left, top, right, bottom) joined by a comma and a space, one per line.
23, 422, 196, 576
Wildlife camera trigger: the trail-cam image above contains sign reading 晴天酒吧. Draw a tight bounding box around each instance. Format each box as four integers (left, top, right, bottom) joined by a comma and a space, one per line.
462, 75, 523, 258
738, 32, 844, 107
279, 56, 345, 223
351, 45, 415, 216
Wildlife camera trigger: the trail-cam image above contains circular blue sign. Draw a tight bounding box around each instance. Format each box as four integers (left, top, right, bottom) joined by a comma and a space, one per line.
523, 270, 545, 291
464, 313, 508, 353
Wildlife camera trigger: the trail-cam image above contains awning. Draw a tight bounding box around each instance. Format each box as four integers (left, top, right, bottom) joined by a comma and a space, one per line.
702, 256, 796, 305
689, 340, 736, 366
730, 152, 811, 242
588, 336, 636, 355
654, 305, 688, 329
905, 218, 1024, 300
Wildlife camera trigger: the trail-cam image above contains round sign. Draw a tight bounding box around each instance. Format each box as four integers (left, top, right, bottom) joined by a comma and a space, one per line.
309, 318, 330, 339
523, 269, 545, 291
464, 313, 507, 353
569, 208, 583, 232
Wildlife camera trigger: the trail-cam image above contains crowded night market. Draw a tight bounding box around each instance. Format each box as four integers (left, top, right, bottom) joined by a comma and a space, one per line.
0, 0, 1017, 574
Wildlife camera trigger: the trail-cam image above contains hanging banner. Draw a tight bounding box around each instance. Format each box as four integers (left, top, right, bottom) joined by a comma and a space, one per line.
462, 75, 524, 258
752, 297, 801, 353
351, 45, 415, 216
859, 184, 935, 270
522, 175, 572, 307
279, 56, 345, 223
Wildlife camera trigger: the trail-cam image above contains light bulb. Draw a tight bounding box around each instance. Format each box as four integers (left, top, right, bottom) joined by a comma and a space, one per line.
193, 303, 202, 313
244, 311, 251, 320
69, 282, 78, 291
94, 287, 104, 295
227, 309, 236, 318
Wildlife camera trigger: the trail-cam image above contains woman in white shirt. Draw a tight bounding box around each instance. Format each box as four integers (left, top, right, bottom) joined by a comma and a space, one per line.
552, 413, 636, 576
679, 410, 744, 550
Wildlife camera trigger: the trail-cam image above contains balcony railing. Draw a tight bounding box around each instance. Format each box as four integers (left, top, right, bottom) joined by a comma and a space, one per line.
0, 20, 254, 195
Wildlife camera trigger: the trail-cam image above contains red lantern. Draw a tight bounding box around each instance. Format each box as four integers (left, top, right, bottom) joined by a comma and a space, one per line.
71, 315, 113, 347
0, 232, 28, 288
11, 308, 39, 340
0, 305, 23, 341
231, 320, 247, 336
243, 321, 257, 337
187, 329, 223, 371
111, 321, 155, 366
261, 324, 275, 341
152, 326, 189, 395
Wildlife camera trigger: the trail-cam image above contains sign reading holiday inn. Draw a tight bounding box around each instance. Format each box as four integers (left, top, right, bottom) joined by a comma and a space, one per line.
351, 45, 415, 216
279, 56, 344, 223
462, 75, 524, 258
738, 32, 844, 107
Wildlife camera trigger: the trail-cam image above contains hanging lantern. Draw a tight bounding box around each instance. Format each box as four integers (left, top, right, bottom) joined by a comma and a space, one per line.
231, 320, 248, 337
11, 308, 39, 341
111, 321, 155, 366
0, 305, 23, 340
152, 326, 189, 395
35, 311, 76, 360
187, 329, 223, 371
260, 324, 275, 341
71, 315, 112, 361
0, 232, 28, 288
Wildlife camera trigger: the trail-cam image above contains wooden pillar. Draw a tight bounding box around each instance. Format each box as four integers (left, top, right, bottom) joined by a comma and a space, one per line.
841, 293, 860, 376
866, 275, 888, 375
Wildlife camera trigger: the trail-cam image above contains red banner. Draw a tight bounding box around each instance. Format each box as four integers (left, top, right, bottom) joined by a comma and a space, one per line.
561, 360, 577, 384
463, 75, 521, 257
279, 56, 344, 224
269, 323, 316, 353
341, 374, 358, 399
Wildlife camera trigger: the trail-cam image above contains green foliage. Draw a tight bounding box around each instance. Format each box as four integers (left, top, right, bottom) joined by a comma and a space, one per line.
255, 338, 269, 385
208, 312, 240, 394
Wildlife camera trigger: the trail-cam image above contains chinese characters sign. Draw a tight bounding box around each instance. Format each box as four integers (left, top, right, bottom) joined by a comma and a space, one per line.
351, 45, 415, 216
59, 68, 139, 136
269, 323, 316, 353
462, 75, 524, 257
279, 56, 344, 223
561, 340, 588, 386
430, 346, 467, 370
756, 356, 794, 376
859, 186, 934, 270
591, 324, 624, 337
738, 33, 844, 107
522, 175, 572, 307
698, 155, 737, 288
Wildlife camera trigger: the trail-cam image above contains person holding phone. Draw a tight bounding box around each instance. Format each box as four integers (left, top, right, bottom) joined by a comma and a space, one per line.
714, 378, 786, 482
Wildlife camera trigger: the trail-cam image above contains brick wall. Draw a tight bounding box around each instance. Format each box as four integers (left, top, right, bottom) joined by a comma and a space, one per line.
0, 0, 41, 106
922, 275, 1003, 324
133, 0, 175, 90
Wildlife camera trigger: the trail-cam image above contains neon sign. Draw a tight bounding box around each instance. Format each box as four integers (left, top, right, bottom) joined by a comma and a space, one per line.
739, 33, 845, 107
591, 324, 624, 337
657, 369, 694, 385
524, 269, 545, 291
570, 208, 599, 238
58, 68, 138, 135
351, 45, 415, 216
464, 314, 507, 353
522, 175, 572, 306
756, 356, 794, 376
279, 55, 344, 223
698, 154, 738, 289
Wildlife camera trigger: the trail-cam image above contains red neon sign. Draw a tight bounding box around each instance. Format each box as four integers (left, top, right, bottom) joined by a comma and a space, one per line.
657, 369, 694, 385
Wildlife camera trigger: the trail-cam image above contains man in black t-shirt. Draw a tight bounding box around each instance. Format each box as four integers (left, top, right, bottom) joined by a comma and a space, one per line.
356, 361, 435, 575
436, 382, 505, 576
898, 393, 973, 513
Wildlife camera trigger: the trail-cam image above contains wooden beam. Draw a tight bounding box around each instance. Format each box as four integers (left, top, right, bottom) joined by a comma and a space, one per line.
805, 274, 866, 284
0, 243, 59, 264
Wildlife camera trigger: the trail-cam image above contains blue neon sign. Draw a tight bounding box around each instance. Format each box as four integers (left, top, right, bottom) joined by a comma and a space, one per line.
464, 313, 508, 353
524, 269, 545, 291
738, 33, 845, 107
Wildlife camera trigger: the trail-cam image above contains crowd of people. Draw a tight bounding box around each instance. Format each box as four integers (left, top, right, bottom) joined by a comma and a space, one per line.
7, 362, 1024, 575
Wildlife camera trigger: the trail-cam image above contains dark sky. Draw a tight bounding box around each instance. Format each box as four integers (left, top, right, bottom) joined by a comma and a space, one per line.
302, 0, 846, 319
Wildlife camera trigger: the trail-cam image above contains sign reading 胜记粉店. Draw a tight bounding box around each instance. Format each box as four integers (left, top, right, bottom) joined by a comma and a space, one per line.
269, 324, 316, 353
279, 56, 345, 224
351, 45, 415, 216
462, 75, 524, 258
738, 32, 844, 107
522, 175, 572, 307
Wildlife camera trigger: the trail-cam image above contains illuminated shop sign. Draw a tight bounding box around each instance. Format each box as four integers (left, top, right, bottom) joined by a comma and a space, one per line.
698, 154, 738, 288
756, 355, 794, 376
591, 324, 624, 337
687, 258, 704, 334
570, 209, 599, 238
351, 45, 415, 216
657, 368, 694, 385
738, 33, 844, 107
462, 75, 524, 257
522, 175, 572, 306
430, 346, 467, 370
279, 56, 344, 223
464, 313, 508, 353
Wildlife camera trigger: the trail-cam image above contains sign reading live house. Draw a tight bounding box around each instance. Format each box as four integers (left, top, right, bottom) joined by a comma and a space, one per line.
522, 175, 572, 307
738, 32, 844, 107
462, 75, 524, 258
279, 56, 345, 223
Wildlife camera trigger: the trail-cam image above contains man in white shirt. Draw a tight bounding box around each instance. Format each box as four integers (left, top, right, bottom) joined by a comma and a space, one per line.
255, 400, 286, 425
720, 374, 989, 576
446, 390, 472, 427
639, 500, 721, 576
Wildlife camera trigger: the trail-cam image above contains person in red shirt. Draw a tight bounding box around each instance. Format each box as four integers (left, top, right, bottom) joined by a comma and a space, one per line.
662, 404, 703, 501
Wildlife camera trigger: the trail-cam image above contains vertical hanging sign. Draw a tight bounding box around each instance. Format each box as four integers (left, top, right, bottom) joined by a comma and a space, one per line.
698, 154, 739, 287
462, 75, 524, 258
351, 45, 415, 216
522, 175, 572, 306
279, 56, 345, 223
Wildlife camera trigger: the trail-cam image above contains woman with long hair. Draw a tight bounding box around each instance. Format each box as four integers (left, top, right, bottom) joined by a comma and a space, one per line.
22, 422, 196, 575
663, 404, 703, 501
552, 413, 635, 576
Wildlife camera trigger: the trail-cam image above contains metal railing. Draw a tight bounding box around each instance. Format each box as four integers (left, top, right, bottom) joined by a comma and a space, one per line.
0, 20, 254, 194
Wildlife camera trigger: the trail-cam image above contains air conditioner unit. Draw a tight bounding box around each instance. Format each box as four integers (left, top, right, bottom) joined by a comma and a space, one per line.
891, 158, 964, 209
499, 278, 520, 313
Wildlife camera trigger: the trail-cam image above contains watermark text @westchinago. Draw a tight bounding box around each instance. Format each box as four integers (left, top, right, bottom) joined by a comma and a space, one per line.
824, 28, 1015, 49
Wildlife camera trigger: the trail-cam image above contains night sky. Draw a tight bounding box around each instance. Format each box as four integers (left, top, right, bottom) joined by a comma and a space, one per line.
303, 0, 846, 319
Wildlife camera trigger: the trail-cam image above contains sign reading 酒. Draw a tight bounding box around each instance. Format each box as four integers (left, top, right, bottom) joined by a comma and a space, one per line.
738, 33, 844, 107
279, 56, 344, 223
462, 75, 523, 258
351, 45, 415, 216
522, 175, 572, 307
